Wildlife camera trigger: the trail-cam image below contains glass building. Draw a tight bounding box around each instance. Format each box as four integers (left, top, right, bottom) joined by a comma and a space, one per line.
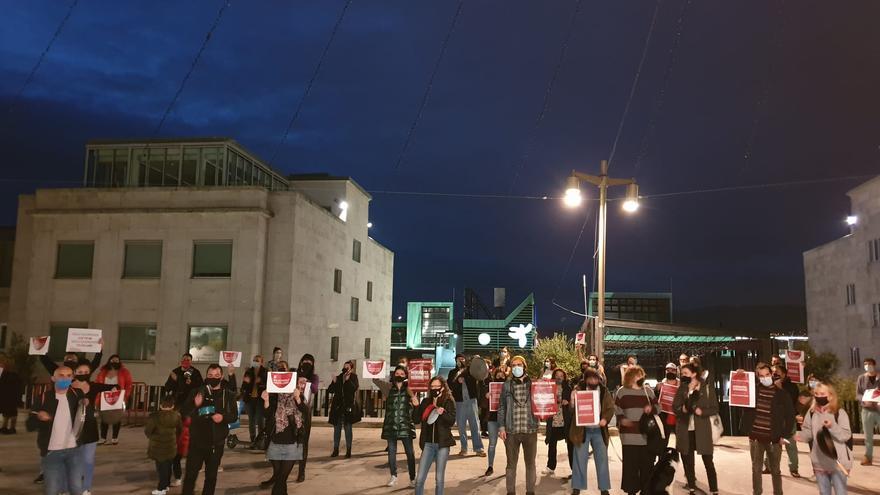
83, 138, 289, 190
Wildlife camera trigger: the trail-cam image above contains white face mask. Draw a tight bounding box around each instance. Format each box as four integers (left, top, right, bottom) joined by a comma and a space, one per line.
512, 366, 525, 378
866, 365, 876, 373
808, 380, 818, 389
759, 376, 774, 387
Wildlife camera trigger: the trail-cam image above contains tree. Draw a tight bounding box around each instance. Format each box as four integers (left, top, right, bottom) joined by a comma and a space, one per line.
527, 333, 581, 379
7, 331, 36, 383
796, 342, 839, 381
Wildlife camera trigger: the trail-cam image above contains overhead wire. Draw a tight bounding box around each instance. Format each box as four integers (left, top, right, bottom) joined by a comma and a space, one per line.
393, 0, 465, 171
270, 0, 352, 164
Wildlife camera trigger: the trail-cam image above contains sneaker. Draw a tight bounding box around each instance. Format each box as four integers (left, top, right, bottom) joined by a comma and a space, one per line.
458, 449, 468, 456
34, 473, 44, 484
83, 491, 92, 495
151, 490, 167, 495
409, 479, 416, 488
475, 450, 487, 458
790, 470, 800, 478
484, 467, 494, 477
762, 467, 771, 474
542, 468, 554, 476
112, 438, 119, 445
171, 479, 182, 487
102, 439, 111, 445
217, 466, 224, 472
387, 475, 398, 487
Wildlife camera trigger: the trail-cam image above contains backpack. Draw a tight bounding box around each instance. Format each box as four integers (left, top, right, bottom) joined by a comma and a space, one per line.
834, 410, 854, 451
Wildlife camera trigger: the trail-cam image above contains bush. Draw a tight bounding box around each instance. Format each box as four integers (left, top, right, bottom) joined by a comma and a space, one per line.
527, 333, 581, 379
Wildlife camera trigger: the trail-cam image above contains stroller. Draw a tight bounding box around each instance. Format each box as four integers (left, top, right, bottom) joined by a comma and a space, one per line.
225, 400, 246, 449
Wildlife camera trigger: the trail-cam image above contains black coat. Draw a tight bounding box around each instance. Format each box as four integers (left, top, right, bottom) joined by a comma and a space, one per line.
164, 366, 203, 408
180, 385, 238, 448
240, 366, 268, 404
40, 353, 103, 376
0, 368, 23, 414
413, 396, 456, 449
27, 387, 85, 456
447, 367, 479, 402
740, 383, 796, 443
80, 381, 117, 444
328, 372, 360, 424
264, 394, 310, 445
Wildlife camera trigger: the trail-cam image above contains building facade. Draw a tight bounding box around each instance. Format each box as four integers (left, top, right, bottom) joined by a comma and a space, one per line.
8, 138, 393, 386
804, 175, 880, 375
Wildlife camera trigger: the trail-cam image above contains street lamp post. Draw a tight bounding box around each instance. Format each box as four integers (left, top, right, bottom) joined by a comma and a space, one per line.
564, 159, 638, 361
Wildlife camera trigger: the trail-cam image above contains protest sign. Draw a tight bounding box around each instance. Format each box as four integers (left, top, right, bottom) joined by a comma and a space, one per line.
408, 359, 433, 393
66, 328, 102, 353
100, 390, 126, 411
729, 371, 756, 408
489, 381, 504, 412
531, 381, 558, 420
658, 382, 679, 415
362, 360, 387, 379
29, 336, 50, 355
267, 371, 297, 393
574, 389, 600, 426
220, 351, 242, 368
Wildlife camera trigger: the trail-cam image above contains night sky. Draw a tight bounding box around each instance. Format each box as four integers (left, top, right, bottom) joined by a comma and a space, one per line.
2, 1, 878, 332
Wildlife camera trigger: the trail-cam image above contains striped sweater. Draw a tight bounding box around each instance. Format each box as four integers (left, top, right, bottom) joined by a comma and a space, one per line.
614, 386, 657, 446
749, 384, 776, 443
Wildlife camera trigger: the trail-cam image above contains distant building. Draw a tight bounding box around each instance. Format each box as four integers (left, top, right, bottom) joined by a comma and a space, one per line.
588, 291, 673, 323
8, 138, 393, 385
462, 293, 536, 353
0, 227, 13, 352
804, 175, 880, 374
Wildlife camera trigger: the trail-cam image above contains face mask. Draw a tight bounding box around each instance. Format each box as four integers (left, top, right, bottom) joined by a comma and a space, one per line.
205, 377, 222, 388
252, 361, 261, 368
772, 374, 783, 381
512, 366, 524, 378
74, 375, 89, 382
808, 380, 818, 389
588, 360, 597, 367
636, 378, 645, 387
64, 360, 78, 369
393, 375, 406, 383
680, 376, 692, 385
759, 376, 774, 387
666, 372, 677, 381
55, 378, 72, 390
867, 365, 876, 373
458, 361, 466, 369
495, 376, 505, 381
300, 363, 314, 375
587, 381, 599, 389
430, 389, 442, 398
815, 396, 829, 406
181, 360, 191, 368
555, 378, 564, 384
110, 362, 121, 370
343, 366, 351, 373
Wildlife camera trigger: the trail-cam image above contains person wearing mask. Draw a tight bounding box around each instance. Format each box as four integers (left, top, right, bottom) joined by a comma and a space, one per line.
180, 364, 238, 495
259, 375, 311, 495
584, 354, 607, 385
484, 367, 507, 477
0, 352, 23, 434
379, 365, 417, 487
673, 363, 719, 495
797, 382, 852, 495
267, 347, 284, 372
294, 354, 317, 481
614, 365, 656, 495
27, 366, 86, 495
241, 354, 268, 448
447, 354, 486, 457
165, 353, 203, 409
764, 364, 800, 478
678, 353, 691, 369
857, 357, 879, 466
568, 367, 613, 495
493, 347, 511, 369
740, 362, 795, 495
71, 361, 115, 495
618, 355, 638, 387
40, 345, 104, 377
328, 359, 360, 458
542, 356, 557, 380
145, 396, 182, 495
544, 368, 572, 477
413, 376, 456, 495
655, 363, 680, 449
95, 354, 133, 445
807, 374, 819, 391
498, 355, 539, 495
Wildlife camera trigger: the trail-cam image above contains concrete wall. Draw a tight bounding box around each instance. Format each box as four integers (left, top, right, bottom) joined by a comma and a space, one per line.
8, 184, 393, 387
804, 176, 880, 375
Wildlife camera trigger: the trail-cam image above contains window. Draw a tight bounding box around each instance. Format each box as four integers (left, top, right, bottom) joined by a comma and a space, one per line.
118, 324, 157, 361
350, 297, 359, 321
333, 269, 342, 293
330, 336, 339, 361
187, 325, 227, 362
192, 241, 232, 277
873, 303, 880, 328
352, 239, 361, 263
48, 324, 87, 360
367, 281, 373, 302
0, 323, 7, 350
55, 242, 94, 279
851, 347, 862, 369
846, 283, 857, 306
364, 338, 371, 358
870, 239, 880, 263
123, 241, 162, 278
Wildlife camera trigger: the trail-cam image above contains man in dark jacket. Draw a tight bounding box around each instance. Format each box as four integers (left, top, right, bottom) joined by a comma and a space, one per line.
181, 364, 238, 495
764, 364, 801, 478
447, 354, 486, 457
165, 353, 203, 409
27, 366, 86, 495
241, 354, 268, 448
740, 362, 795, 495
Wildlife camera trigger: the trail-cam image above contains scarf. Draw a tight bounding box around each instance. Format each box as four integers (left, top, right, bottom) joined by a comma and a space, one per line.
275, 392, 303, 434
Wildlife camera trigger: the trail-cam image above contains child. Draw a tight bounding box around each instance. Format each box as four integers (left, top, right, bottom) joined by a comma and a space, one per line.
145, 396, 183, 495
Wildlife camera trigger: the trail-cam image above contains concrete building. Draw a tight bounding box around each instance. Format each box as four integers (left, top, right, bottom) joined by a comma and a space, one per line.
8, 138, 393, 386
804, 175, 880, 375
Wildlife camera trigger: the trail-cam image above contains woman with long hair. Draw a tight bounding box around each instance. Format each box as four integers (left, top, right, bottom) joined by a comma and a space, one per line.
260, 375, 310, 495
673, 363, 719, 495
614, 365, 656, 495
381, 365, 417, 487
95, 354, 133, 445
798, 382, 852, 495
413, 376, 456, 495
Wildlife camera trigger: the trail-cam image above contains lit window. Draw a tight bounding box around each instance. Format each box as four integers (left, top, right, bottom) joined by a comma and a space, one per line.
55, 242, 94, 279
187, 325, 228, 362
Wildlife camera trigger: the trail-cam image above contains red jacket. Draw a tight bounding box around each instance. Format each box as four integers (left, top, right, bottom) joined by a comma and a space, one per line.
95, 365, 134, 405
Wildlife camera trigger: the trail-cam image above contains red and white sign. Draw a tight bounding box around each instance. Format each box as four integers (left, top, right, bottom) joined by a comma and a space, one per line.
785, 350, 805, 363
489, 381, 504, 412
267, 372, 298, 393
407, 359, 433, 393
658, 382, 679, 415
574, 389, 600, 426
729, 371, 756, 408
530, 381, 558, 420
100, 390, 126, 411
66, 328, 102, 353
29, 336, 51, 355
219, 351, 242, 368
575, 332, 586, 345
362, 360, 387, 379
863, 388, 880, 403
786, 361, 805, 384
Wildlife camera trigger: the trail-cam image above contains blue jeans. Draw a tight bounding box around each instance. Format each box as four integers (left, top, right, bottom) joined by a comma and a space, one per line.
571, 428, 610, 491
388, 437, 416, 480
455, 399, 484, 452
863, 407, 880, 459
333, 421, 353, 451
816, 469, 847, 495
415, 442, 449, 495
487, 421, 499, 468
81, 441, 97, 490
42, 446, 84, 495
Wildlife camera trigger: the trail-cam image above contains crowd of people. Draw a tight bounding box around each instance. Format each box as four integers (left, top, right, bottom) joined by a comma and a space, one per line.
0, 344, 877, 495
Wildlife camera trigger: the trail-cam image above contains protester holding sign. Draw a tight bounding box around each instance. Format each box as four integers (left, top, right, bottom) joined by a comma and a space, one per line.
259, 375, 311, 495
497, 355, 539, 495
328, 360, 359, 459
95, 354, 133, 446
673, 363, 719, 495
39, 338, 103, 377
797, 382, 852, 495
568, 367, 613, 495
857, 357, 879, 466
655, 363, 680, 450
739, 362, 795, 495
543, 368, 572, 477
413, 377, 456, 495
180, 364, 238, 495
241, 355, 268, 449
614, 365, 656, 495
484, 368, 507, 477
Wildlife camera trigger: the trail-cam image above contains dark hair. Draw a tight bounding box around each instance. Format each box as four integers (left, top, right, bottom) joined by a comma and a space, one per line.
182, 353, 193, 359
755, 362, 771, 374
798, 389, 813, 398
680, 363, 700, 376
626, 354, 637, 361
160, 395, 176, 409
772, 364, 786, 375
102, 354, 121, 371
552, 368, 567, 381
393, 365, 408, 378
429, 376, 452, 403
273, 347, 282, 354
865, 358, 877, 366
206, 363, 222, 374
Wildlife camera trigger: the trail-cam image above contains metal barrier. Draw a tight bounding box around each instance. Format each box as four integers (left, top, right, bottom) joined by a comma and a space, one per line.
125, 382, 153, 426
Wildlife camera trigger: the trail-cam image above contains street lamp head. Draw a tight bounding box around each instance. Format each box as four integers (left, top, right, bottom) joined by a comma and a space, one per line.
564, 175, 582, 208
622, 183, 639, 213
846, 215, 858, 226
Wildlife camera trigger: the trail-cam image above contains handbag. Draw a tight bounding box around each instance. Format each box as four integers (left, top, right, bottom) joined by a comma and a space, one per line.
637, 387, 666, 455
347, 398, 363, 424
709, 414, 724, 444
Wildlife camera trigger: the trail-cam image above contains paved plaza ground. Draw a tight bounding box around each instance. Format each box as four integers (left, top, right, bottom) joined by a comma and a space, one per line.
1, 416, 879, 495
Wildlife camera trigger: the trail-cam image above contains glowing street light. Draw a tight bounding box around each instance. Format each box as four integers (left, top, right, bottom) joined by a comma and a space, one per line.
564, 176, 583, 208
846, 215, 858, 226
622, 183, 640, 213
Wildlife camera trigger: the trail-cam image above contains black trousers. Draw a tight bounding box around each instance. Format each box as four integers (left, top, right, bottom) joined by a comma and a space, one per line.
546, 426, 573, 471
681, 431, 718, 492
621, 444, 653, 494
173, 454, 183, 480
182, 444, 225, 495
155, 460, 172, 491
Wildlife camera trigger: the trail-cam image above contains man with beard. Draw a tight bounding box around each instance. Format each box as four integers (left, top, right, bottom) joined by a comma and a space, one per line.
447, 354, 486, 457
